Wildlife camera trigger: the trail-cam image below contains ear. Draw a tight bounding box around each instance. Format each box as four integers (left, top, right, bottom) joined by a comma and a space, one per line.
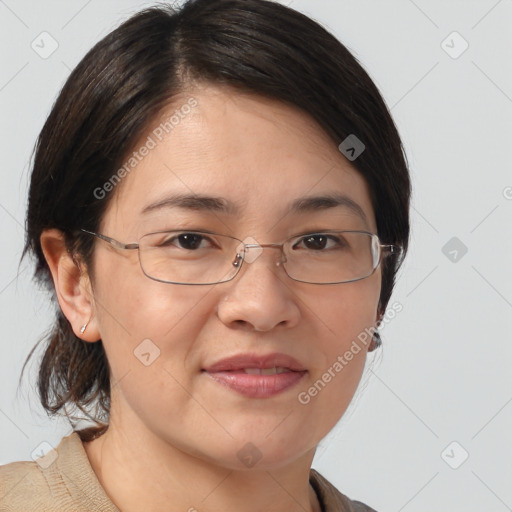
40, 229, 100, 342
375, 306, 385, 328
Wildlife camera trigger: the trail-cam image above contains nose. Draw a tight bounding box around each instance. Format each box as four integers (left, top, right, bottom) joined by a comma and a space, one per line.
217, 244, 300, 332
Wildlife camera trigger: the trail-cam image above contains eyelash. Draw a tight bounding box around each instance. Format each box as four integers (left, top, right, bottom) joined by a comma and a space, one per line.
158, 231, 347, 251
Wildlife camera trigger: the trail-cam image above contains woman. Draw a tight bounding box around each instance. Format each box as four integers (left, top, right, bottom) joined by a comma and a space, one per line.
0, 0, 410, 510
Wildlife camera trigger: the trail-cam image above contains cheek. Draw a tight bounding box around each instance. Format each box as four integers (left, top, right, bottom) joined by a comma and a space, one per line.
91, 255, 214, 378
309, 292, 374, 382
307, 271, 381, 347
298, 275, 380, 416
94, 248, 201, 328
91, 273, 214, 427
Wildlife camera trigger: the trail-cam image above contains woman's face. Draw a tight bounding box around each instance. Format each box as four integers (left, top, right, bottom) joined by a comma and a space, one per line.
89, 84, 381, 469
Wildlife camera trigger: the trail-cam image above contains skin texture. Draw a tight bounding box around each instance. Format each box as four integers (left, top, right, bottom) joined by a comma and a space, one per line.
40, 83, 382, 512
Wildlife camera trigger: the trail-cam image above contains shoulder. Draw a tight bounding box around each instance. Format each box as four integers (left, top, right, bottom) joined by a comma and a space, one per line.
309, 468, 379, 512
0, 432, 119, 512
0, 458, 54, 511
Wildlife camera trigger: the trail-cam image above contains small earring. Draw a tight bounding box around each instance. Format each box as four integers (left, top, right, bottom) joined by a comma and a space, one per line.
80, 322, 88, 334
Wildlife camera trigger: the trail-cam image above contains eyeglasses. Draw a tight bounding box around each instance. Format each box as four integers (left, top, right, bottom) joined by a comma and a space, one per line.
80, 228, 402, 285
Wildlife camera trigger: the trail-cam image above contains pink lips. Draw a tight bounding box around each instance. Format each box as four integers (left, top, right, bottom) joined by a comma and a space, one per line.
202, 352, 307, 398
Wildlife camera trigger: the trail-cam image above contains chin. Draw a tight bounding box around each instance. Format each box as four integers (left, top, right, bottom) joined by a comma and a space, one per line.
207, 435, 314, 472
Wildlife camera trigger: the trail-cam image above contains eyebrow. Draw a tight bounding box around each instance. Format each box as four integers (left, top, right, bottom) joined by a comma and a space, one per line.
141, 192, 368, 223
289, 193, 367, 223
141, 193, 238, 215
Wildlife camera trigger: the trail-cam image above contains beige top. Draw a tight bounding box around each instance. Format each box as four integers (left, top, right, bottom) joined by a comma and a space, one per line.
0, 432, 377, 511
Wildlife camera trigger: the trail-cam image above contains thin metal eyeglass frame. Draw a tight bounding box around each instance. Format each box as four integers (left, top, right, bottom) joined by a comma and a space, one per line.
79, 228, 402, 285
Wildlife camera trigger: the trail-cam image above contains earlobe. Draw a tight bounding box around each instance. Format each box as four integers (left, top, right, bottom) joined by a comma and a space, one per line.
367, 307, 384, 352
40, 229, 100, 342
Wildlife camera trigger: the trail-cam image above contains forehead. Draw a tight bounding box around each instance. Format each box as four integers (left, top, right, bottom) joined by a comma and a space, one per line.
101, 84, 376, 235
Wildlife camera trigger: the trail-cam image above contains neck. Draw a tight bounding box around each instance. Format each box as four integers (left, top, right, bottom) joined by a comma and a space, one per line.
83, 420, 322, 512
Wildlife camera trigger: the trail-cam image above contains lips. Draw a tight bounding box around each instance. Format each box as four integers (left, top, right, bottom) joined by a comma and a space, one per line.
203, 352, 307, 373
202, 352, 307, 398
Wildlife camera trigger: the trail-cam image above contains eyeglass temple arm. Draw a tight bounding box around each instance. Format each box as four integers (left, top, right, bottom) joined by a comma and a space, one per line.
381, 244, 403, 261
381, 244, 400, 252
80, 229, 138, 250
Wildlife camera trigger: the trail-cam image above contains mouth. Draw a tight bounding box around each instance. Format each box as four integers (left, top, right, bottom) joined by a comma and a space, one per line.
234, 367, 291, 375
202, 352, 307, 398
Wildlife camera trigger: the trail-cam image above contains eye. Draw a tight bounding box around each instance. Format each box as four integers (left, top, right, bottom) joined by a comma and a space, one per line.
159, 232, 216, 250
293, 233, 347, 251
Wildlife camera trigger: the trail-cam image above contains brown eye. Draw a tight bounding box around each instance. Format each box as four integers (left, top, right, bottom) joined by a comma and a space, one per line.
175, 233, 205, 250
159, 233, 213, 250
294, 234, 347, 251
303, 234, 328, 250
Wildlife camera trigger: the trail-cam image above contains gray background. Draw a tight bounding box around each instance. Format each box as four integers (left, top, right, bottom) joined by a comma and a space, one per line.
1, 0, 511, 510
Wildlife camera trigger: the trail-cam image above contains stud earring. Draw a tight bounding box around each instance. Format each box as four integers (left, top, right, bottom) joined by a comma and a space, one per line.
80, 322, 88, 334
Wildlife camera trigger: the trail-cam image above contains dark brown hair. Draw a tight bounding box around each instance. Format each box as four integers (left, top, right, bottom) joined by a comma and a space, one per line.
20, 0, 411, 442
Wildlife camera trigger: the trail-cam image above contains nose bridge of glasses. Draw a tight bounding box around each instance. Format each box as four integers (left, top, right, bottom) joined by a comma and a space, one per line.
237, 241, 286, 266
